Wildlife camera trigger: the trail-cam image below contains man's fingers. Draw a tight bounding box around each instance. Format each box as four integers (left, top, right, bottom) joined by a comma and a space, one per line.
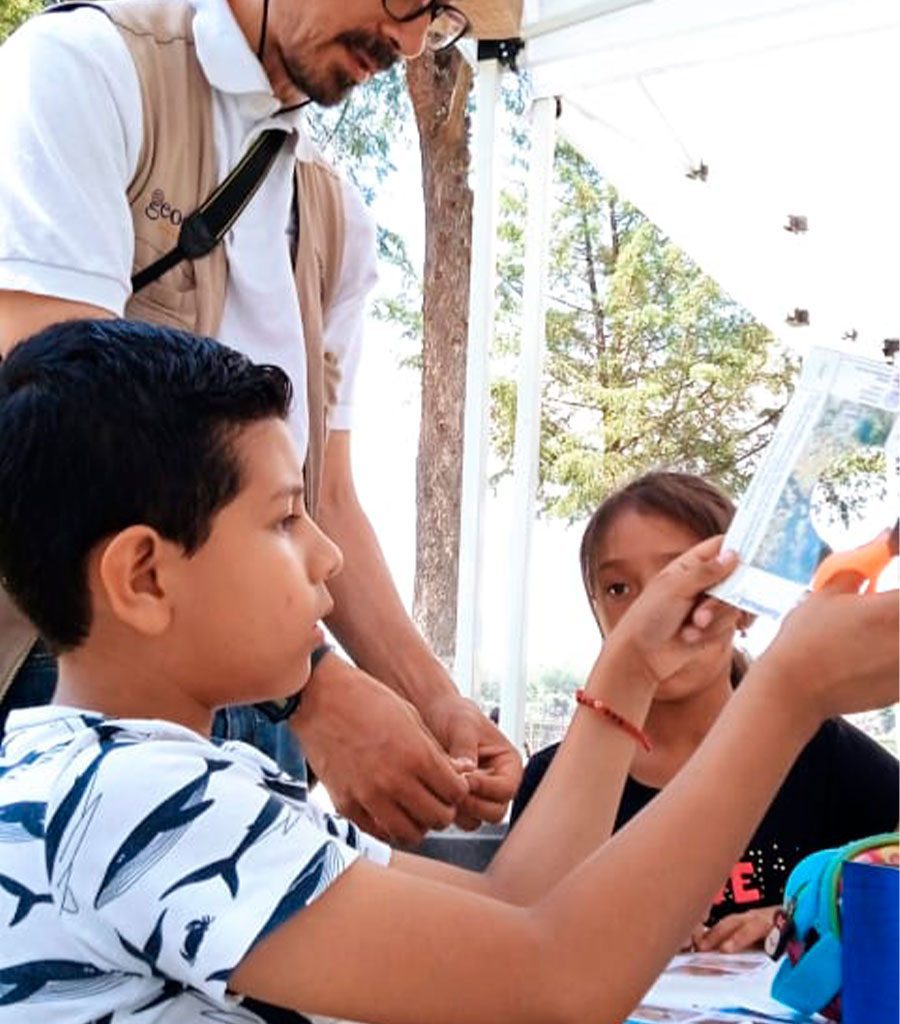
369, 801, 429, 848
444, 717, 481, 771
453, 810, 481, 832
415, 745, 471, 808
339, 801, 389, 843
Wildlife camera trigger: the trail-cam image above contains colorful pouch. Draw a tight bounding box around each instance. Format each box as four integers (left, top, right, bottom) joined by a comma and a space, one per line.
767, 832, 899, 1020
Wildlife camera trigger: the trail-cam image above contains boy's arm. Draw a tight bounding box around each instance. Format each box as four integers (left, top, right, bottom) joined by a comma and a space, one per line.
231, 582, 898, 1024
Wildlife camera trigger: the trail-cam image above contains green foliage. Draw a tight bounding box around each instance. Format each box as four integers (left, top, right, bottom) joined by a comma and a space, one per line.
0, 0, 41, 41
306, 64, 422, 311
492, 141, 799, 517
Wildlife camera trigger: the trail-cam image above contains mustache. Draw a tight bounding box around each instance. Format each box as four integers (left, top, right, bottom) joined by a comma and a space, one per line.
335, 30, 398, 73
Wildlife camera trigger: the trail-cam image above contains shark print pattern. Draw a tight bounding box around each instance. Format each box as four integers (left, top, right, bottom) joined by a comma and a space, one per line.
0, 709, 389, 1022
94, 758, 230, 909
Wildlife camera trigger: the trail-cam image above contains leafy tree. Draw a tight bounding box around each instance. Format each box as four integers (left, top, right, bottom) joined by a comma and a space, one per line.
310, 56, 476, 664
0, 0, 41, 41
492, 141, 799, 518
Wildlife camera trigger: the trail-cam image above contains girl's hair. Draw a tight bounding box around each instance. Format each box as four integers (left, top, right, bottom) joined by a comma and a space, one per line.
579, 470, 750, 681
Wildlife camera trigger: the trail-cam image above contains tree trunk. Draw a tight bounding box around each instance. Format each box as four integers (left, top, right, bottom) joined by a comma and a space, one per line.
405, 51, 474, 665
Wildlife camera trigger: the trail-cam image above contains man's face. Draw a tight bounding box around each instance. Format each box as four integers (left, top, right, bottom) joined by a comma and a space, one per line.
263, 0, 433, 106
167, 418, 342, 708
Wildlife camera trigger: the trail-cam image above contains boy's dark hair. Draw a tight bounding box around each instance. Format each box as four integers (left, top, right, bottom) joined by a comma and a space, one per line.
0, 319, 292, 651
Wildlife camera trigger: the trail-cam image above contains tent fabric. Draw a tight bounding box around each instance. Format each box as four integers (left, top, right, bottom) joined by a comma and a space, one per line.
521, 0, 900, 354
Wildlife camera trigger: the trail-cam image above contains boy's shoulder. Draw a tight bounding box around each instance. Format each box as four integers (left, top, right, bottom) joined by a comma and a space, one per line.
0, 708, 389, 1021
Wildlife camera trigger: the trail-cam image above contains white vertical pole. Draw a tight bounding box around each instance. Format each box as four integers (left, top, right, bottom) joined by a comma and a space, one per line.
454, 57, 502, 700
499, 97, 557, 747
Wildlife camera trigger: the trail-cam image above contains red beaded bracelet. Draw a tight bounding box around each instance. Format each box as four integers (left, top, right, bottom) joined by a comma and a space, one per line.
575, 688, 652, 752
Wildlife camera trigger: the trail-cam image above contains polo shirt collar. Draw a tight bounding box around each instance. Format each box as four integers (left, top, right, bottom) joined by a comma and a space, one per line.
190, 0, 309, 129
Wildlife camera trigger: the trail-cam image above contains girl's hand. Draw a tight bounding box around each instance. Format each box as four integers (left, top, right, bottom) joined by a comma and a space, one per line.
691, 906, 778, 953
602, 536, 740, 689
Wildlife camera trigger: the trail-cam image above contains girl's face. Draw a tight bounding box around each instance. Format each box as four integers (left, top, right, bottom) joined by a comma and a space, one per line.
589, 507, 738, 700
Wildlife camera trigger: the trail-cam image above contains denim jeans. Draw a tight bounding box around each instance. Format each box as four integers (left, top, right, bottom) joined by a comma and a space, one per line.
0, 640, 307, 782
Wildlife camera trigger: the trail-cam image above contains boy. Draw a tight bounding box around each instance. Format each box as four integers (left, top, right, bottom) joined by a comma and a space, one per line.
0, 318, 896, 1024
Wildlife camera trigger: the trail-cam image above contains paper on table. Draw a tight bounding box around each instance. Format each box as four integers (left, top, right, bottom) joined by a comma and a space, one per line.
627, 952, 818, 1023
710, 346, 899, 619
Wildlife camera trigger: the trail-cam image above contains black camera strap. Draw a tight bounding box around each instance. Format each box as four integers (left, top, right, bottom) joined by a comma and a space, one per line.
131, 127, 288, 293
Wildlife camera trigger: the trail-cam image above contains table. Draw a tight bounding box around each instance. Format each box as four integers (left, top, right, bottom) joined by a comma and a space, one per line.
626, 951, 819, 1024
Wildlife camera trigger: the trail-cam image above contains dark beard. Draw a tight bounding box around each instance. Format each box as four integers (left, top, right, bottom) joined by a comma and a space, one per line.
285, 30, 398, 107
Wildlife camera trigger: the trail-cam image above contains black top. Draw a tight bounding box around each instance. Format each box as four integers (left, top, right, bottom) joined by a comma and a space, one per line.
510, 718, 899, 923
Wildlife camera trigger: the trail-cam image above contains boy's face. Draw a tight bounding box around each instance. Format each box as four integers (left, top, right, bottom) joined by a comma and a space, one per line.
166, 418, 341, 710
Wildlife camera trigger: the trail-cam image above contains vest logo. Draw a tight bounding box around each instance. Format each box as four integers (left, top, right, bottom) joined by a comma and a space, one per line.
145, 188, 184, 226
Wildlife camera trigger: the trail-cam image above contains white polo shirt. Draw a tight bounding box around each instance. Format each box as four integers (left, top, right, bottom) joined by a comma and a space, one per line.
0, 0, 377, 460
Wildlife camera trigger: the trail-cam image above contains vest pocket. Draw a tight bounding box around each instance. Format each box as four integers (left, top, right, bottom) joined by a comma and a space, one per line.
126, 235, 200, 332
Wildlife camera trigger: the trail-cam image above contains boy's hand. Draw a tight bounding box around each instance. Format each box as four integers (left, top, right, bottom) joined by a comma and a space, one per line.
761, 574, 899, 725
291, 656, 470, 845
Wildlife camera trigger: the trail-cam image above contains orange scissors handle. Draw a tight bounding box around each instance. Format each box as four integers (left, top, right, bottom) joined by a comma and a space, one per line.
810, 521, 900, 592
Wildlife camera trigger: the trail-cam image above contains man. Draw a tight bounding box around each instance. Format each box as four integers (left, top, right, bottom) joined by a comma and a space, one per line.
0, 0, 521, 843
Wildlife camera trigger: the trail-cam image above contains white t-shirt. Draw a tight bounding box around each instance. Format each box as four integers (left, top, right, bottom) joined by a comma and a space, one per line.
0, 705, 390, 1022
0, 0, 377, 460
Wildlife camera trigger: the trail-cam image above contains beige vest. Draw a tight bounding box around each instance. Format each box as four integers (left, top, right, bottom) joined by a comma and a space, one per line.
0, 0, 346, 699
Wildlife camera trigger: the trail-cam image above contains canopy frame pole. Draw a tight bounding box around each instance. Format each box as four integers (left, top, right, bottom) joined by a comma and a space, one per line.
454, 56, 503, 699
499, 96, 557, 746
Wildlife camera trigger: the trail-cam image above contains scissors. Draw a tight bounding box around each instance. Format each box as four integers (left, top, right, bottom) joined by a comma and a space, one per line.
810, 520, 900, 593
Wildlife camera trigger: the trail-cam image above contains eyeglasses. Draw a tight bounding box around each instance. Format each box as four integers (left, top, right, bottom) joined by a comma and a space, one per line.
382, 1, 471, 53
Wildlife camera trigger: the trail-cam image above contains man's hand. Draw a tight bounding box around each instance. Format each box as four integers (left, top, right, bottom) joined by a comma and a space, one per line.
291, 655, 470, 846
690, 906, 778, 953
421, 693, 522, 829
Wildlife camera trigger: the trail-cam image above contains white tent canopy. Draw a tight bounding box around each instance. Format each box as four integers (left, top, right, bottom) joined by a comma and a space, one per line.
525, 0, 900, 351
456, 0, 900, 743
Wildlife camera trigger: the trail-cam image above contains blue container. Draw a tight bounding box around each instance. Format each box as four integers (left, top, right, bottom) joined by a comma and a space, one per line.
842, 860, 899, 1024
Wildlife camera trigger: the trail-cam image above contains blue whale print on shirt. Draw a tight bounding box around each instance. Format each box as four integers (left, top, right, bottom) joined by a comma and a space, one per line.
94, 758, 230, 909
45, 738, 129, 876
259, 768, 308, 804
0, 873, 53, 926
0, 960, 125, 1006
0, 802, 45, 843
253, 840, 343, 948
161, 794, 283, 899
117, 909, 167, 977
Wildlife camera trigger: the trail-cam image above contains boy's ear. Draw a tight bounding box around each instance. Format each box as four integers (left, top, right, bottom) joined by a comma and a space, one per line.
96, 526, 174, 636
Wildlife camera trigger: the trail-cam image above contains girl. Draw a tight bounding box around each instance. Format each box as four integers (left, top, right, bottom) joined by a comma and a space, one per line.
512, 471, 899, 953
